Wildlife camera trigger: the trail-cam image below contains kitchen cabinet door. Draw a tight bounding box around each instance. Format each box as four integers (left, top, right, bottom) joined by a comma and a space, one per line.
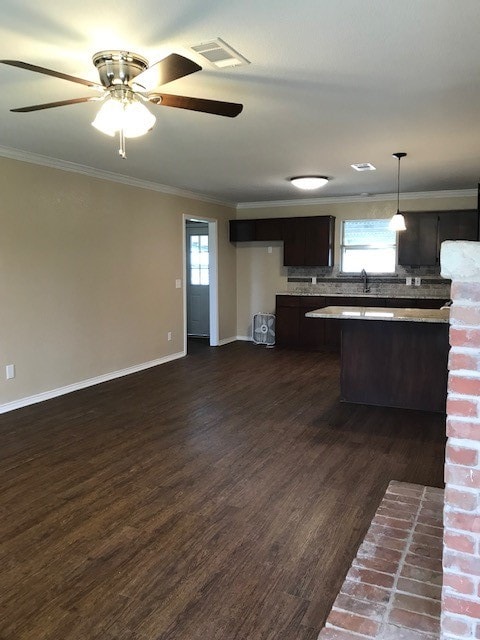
398, 210, 479, 266
397, 213, 438, 266
283, 217, 334, 266
438, 210, 479, 245
304, 217, 335, 266
283, 219, 306, 266
255, 218, 283, 241
298, 297, 326, 350
230, 220, 256, 242
275, 296, 301, 348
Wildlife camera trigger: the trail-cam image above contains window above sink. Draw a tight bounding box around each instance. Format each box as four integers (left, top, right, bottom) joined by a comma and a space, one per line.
341, 219, 396, 274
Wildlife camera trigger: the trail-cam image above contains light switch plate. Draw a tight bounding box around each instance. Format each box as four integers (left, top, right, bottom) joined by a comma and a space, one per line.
406, 277, 412, 286
268, 246, 272, 254
175, 279, 182, 289
6, 364, 15, 380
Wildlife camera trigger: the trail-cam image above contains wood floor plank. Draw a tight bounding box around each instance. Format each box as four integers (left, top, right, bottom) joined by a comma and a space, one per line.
0, 343, 445, 639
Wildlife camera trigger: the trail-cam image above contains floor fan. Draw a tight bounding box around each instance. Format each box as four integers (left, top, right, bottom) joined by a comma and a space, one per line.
252, 313, 275, 347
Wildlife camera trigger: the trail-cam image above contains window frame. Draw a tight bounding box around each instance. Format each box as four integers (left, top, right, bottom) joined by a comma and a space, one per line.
189, 233, 210, 286
340, 219, 398, 275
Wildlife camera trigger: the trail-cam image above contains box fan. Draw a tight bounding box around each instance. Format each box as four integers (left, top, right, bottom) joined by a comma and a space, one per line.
252, 313, 275, 347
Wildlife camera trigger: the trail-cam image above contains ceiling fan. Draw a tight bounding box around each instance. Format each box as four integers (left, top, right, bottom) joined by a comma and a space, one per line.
0, 51, 244, 158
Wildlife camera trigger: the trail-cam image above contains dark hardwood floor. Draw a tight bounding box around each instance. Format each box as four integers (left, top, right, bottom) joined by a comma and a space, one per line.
0, 342, 445, 640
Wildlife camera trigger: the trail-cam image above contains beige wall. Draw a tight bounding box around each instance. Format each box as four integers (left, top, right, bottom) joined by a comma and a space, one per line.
235, 195, 476, 337
0, 157, 236, 406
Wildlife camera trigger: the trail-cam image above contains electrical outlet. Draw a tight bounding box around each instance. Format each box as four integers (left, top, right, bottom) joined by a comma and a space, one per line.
6, 364, 15, 380
414, 277, 421, 286
406, 277, 412, 286
167, 332, 172, 341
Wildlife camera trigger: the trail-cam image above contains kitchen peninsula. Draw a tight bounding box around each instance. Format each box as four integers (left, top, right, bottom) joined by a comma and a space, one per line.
306, 306, 450, 412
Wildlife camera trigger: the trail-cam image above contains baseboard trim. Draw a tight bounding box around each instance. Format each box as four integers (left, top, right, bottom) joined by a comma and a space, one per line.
236, 335, 253, 341
217, 336, 238, 346
0, 351, 186, 415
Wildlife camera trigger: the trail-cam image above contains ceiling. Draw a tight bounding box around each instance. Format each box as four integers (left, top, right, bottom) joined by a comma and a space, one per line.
0, 0, 479, 205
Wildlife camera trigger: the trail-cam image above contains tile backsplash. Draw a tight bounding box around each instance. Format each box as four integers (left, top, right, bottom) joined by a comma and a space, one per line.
286, 266, 451, 299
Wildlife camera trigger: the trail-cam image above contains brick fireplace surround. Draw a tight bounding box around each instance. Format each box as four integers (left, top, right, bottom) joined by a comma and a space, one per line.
441, 240, 480, 639
318, 241, 480, 640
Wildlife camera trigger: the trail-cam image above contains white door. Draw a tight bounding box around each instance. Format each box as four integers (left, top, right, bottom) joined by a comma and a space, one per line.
186, 222, 210, 337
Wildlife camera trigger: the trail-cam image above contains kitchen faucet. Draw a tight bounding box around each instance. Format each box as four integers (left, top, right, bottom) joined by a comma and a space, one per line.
361, 269, 370, 294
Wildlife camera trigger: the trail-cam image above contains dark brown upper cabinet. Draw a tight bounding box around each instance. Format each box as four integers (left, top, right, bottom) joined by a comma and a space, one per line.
229, 218, 283, 242
229, 219, 256, 242
397, 213, 439, 266
398, 210, 479, 266
283, 216, 335, 266
254, 218, 283, 241
230, 216, 335, 267
304, 216, 334, 266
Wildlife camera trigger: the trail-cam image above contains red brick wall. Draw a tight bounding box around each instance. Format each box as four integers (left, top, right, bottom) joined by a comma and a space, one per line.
442, 244, 480, 640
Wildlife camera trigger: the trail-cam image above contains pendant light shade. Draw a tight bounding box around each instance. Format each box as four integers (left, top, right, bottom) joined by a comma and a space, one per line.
389, 212, 406, 231
389, 152, 407, 232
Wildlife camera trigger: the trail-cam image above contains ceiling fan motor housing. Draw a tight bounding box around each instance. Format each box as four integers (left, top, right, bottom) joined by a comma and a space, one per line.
92, 51, 149, 89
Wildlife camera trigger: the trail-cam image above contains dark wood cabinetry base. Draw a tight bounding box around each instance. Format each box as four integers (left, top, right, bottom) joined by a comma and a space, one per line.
275, 295, 448, 351
340, 320, 449, 412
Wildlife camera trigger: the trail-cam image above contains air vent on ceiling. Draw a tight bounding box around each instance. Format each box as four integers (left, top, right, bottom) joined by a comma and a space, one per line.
191, 38, 250, 68
351, 162, 376, 171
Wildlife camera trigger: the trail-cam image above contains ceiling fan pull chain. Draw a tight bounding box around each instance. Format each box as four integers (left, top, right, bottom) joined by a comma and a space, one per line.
118, 128, 127, 159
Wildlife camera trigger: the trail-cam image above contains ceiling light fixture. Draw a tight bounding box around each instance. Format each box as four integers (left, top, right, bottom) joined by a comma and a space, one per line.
289, 176, 329, 190
389, 152, 407, 232
92, 89, 156, 158
1, 50, 243, 161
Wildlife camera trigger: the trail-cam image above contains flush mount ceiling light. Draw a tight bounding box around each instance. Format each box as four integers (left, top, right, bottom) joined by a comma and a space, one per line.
1, 50, 243, 159
289, 176, 329, 190
389, 152, 407, 232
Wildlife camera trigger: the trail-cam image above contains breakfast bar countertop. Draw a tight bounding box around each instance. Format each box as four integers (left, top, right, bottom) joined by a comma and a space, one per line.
305, 305, 450, 323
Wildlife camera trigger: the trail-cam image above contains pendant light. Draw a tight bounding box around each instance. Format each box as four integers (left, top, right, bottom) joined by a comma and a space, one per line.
389, 152, 407, 231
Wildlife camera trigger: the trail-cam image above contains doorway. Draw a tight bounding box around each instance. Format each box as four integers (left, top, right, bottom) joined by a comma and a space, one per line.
184, 216, 219, 352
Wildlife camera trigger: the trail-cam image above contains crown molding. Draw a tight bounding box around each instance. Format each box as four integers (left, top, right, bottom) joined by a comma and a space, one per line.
236, 189, 477, 210
0, 144, 235, 208
0, 144, 474, 211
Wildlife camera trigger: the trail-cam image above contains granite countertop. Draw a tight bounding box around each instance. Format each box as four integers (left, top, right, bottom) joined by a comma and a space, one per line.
278, 291, 449, 300
305, 306, 450, 323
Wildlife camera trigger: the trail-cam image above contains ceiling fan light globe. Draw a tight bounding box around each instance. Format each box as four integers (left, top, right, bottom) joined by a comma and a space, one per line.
122, 101, 156, 138
91, 98, 124, 136
389, 213, 406, 231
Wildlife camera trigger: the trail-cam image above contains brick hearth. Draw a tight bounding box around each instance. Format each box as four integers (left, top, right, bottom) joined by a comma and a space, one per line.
319, 481, 443, 640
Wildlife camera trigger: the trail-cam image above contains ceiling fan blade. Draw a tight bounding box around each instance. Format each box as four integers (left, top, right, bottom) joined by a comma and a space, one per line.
149, 93, 243, 118
132, 54, 201, 92
0, 60, 102, 88
11, 97, 96, 112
